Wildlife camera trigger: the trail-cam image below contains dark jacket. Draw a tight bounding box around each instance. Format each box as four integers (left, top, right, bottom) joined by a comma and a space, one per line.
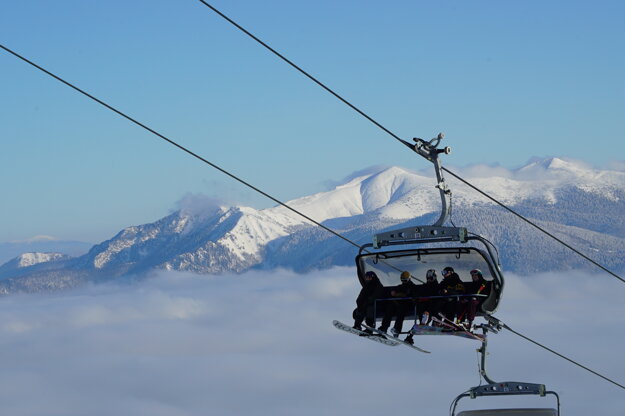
439, 272, 465, 296
356, 277, 383, 308
389, 280, 418, 298
464, 277, 491, 297
415, 280, 439, 298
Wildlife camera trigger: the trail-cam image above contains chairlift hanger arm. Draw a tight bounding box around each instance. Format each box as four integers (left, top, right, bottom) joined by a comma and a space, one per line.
448, 318, 561, 416
396, 133, 453, 227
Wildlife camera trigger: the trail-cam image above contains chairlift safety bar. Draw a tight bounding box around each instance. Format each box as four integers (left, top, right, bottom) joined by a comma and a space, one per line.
470, 382, 549, 398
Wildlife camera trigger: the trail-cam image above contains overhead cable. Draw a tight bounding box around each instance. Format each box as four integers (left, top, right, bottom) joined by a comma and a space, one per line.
502, 321, 625, 391
195, 1, 625, 285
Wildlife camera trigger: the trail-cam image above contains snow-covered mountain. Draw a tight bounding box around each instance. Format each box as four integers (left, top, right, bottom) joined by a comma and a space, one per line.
4, 252, 69, 268
2, 157, 625, 294
0, 237, 91, 265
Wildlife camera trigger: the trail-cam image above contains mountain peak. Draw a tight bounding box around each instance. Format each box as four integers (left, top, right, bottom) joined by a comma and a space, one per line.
517, 157, 593, 177
546, 157, 571, 169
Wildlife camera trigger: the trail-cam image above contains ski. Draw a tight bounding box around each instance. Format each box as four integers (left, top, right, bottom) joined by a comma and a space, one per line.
389, 334, 431, 354
410, 323, 455, 336
332, 320, 400, 347
430, 317, 478, 340
431, 315, 484, 341
361, 324, 430, 353
409, 322, 482, 341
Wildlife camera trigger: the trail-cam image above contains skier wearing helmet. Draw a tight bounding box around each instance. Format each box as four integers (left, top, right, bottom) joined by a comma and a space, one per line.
438, 266, 465, 321
352, 270, 383, 332
458, 269, 491, 329
417, 269, 439, 325
404, 269, 439, 345
378, 270, 417, 337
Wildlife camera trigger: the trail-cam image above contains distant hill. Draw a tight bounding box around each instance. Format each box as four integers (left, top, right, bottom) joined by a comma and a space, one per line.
0, 237, 91, 264
1, 157, 624, 294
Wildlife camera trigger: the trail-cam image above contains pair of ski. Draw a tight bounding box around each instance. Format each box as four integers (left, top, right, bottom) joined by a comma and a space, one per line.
332, 320, 430, 353
429, 315, 484, 341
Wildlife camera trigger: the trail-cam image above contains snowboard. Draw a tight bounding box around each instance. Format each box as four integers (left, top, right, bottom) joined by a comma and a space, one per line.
332, 320, 400, 346
361, 324, 430, 353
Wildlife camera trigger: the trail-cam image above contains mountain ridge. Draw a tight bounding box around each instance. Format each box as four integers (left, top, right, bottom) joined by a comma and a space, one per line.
2, 157, 624, 293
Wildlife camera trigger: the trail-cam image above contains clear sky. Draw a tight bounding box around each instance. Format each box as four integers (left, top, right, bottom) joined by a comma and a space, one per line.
1, 1, 624, 242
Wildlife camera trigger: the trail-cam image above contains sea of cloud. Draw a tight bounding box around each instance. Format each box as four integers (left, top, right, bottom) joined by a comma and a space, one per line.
0, 268, 622, 416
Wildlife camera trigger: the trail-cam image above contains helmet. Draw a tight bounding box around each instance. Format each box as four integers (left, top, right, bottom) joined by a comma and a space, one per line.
400, 271, 411, 282
470, 269, 483, 278
364, 271, 378, 279
442, 266, 454, 275
426, 269, 437, 280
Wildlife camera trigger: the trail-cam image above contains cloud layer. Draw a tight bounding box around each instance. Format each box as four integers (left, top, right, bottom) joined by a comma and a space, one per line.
0, 268, 622, 416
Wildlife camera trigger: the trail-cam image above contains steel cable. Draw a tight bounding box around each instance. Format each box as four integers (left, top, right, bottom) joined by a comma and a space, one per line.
502, 321, 625, 391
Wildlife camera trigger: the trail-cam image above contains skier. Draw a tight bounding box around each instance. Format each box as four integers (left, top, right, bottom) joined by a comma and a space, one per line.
404, 269, 439, 345
458, 268, 491, 329
438, 266, 465, 322
416, 269, 439, 325
378, 271, 417, 337
352, 271, 383, 333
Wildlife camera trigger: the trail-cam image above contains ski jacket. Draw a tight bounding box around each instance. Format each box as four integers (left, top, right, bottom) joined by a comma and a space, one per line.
414, 280, 439, 298
464, 277, 491, 297
388, 280, 417, 298
356, 278, 383, 308
439, 273, 465, 296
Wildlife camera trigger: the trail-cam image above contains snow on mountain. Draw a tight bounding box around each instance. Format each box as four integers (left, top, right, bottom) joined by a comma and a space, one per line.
0, 252, 70, 282
2, 156, 625, 293
0, 238, 91, 265
15, 252, 67, 268
518, 156, 593, 176
515, 157, 625, 199
281, 165, 446, 223
448, 157, 625, 206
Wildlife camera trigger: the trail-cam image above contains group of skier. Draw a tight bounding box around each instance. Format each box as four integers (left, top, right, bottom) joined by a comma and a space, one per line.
352, 266, 491, 344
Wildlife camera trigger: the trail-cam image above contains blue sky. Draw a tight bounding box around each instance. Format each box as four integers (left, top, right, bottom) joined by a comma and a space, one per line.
1, 1, 624, 242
